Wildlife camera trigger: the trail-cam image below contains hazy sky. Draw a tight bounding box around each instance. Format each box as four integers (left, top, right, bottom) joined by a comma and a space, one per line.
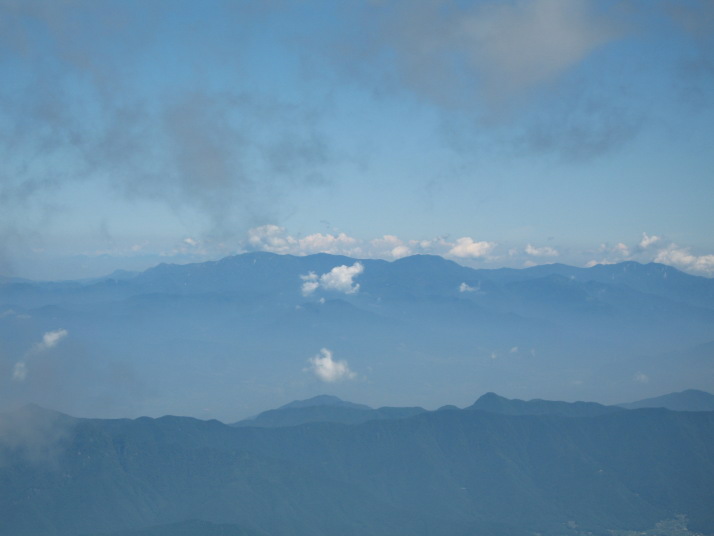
2, 0, 713, 279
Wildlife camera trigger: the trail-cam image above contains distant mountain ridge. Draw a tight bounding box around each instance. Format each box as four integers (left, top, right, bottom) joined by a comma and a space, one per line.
1, 252, 713, 420
469, 392, 623, 417
619, 389, 714, 411
235, 389, 711, 428
235, 395, 425, 427
278, 394, 371, 411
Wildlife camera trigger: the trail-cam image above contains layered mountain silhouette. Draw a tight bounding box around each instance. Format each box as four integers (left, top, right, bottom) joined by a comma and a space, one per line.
235, 395, 425, 428
1, 253, 713, 419
467, 392, 623, 417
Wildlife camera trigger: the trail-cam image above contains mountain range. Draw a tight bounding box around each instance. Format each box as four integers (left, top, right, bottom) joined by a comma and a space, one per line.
1, 253, 713, 419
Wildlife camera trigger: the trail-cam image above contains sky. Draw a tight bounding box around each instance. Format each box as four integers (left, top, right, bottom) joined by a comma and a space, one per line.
1, 0, 714, 280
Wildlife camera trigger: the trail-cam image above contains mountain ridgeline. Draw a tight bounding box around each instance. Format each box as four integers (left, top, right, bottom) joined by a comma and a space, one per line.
1, 253, 713, 419
1, 394, 713, 536
618, 389, 714, 411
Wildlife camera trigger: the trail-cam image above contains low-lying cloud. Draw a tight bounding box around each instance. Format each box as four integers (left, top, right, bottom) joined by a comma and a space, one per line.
586, 232, 714, 276
306, 348, 356, 383
0, 405, 75, 467
301, 262, 364, 296
654, 244, 714, 275
459, 282, 478, 293
247, 226, 714, 276
12, 329, 69, 383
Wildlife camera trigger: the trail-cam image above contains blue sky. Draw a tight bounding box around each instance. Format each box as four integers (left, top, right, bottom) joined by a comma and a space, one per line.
1, 0, 713, 279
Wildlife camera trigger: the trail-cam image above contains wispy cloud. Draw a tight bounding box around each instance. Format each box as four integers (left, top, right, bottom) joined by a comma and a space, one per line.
40, 329, 68, 350
633, 371, 649, 384
12, 329, 69, 382
639, 232, 660, 249
525, 244, 559, 257
370, 235, 411, 259
0, 309, 31, 320
306, 348, 356, 383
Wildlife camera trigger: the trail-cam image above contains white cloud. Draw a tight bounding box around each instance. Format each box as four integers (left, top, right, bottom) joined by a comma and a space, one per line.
320, 263, 364, 294
41, 329, 68, 350
300, 263, 364, 296
306, 348, 356, 383
639, 232, 660, 249
183, 237, 198, 247
654, 244, 714, 275
300, 273, 320, 296
246, 226, 503, 263
371, 235, 412, 259
448, 237, 496, 258
247, 225, 298, 254
586, 259, 621, 267
525, 244, 559, 257
510, 346, 519, 353
11, 329, 68, 382
299, 233, 361, 255
459, 282, 478, 292
391, 245, 411, 258
247, 225, 362, 257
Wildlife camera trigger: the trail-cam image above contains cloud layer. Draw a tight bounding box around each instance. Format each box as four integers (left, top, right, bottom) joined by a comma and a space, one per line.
245, 226, 714, 277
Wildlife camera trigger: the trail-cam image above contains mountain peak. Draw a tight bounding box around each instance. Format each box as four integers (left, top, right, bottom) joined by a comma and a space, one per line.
468, 392, 512, 412
279, 395, 371, 411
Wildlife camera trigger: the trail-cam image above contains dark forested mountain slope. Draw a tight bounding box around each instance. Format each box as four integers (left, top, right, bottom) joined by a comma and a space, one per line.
2, 401, 714, 536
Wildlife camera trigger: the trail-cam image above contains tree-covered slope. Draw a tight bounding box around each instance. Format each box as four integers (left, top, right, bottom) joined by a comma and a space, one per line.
2, 403, 714, 536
